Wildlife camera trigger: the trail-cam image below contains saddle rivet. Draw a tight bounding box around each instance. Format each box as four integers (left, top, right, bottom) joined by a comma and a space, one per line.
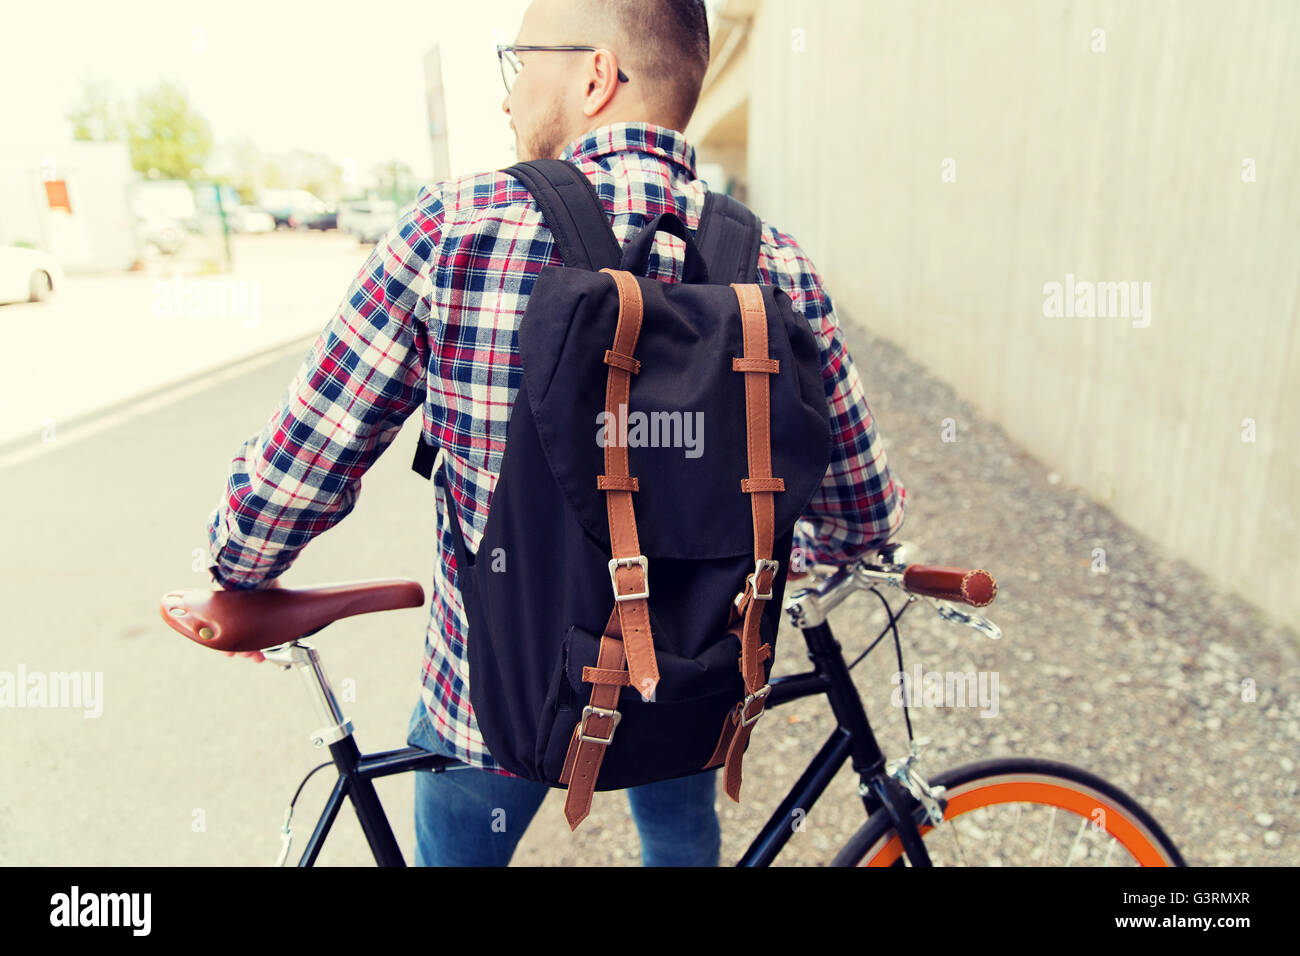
197, 626, 214, 640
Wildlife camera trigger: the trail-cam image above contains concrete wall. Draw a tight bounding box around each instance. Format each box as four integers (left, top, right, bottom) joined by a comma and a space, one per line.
691, 0, 1299, 627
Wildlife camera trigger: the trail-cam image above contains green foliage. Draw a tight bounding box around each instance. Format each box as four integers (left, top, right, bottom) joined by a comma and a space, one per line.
66, 76, 129, 142
220, 137, 266, 204
66, 76, 214, 180
64, 74, 415, 205
128, 79, 214, 180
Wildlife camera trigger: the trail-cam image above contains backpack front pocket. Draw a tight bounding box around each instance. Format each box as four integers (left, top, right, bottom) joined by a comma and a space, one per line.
538, 623, 746, 789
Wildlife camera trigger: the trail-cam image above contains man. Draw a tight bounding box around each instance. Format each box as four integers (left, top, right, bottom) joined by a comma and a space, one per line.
205, 0, 906, 866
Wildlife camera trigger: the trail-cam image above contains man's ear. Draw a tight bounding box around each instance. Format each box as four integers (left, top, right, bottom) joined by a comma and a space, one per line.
582, 50, 622, 115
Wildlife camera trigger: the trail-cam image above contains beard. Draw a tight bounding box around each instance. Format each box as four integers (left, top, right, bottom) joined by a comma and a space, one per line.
518, 96, 569, 161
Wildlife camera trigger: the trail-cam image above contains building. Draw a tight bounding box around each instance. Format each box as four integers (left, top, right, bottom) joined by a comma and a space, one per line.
0, 141, 139, 272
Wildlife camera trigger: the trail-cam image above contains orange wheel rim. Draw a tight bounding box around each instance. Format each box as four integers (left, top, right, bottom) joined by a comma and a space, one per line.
863, 776, 1173, 866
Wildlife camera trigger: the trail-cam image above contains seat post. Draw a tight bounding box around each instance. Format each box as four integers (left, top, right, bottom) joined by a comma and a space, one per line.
263, 641, 354, 746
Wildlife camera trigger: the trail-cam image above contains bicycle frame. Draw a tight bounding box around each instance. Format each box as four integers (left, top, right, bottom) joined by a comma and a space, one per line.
735, 605, 932, 866
297, 739, 453, 867
279, 585, 936, 867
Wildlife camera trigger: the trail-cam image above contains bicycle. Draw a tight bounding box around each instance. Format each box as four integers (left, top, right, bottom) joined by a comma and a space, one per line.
158, 541, 1185, 866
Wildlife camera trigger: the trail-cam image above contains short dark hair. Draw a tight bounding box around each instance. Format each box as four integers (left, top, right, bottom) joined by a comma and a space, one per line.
603, 0, 711, 129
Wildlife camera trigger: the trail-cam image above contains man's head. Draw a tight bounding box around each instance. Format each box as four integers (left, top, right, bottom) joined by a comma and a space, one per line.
502, 0, 711, 161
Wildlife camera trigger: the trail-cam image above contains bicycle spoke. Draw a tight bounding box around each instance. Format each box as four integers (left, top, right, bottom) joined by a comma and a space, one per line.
1066, 816, 1089, 866
949, 812, 972, 865
934, 814, 971, 866
1039, 806, 1057, 865
1002, 802, 1022, 862
881, 800, 1154, 866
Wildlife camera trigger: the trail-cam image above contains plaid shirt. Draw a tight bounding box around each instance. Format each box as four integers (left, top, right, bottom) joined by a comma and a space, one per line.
205, 121, 906, 775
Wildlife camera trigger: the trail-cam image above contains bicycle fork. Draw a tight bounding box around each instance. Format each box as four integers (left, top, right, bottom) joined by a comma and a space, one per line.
799, 620, 936, 866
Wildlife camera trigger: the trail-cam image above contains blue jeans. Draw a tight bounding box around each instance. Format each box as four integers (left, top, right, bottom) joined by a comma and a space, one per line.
405, 697, 722, 866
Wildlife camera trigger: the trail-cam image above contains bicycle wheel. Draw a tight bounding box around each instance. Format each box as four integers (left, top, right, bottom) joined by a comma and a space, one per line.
832, 757, 1185, 866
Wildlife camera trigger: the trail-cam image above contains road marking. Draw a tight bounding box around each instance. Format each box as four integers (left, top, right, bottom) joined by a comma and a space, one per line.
0, 335, 316, 471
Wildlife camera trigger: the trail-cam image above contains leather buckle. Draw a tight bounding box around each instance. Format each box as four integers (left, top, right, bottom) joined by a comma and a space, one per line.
578, 704, 622, 745
746, 559, 780, 601
608, 555, 649, 602
739, 684, 771, 727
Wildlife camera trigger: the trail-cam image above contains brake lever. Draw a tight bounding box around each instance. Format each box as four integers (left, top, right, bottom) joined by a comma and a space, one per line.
927, 597, 1002, 640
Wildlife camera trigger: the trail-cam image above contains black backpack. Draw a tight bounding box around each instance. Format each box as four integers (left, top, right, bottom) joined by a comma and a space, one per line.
410, 159, 832, 830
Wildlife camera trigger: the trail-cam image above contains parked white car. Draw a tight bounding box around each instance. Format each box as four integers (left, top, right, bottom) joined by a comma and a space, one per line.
232, 205, 276, 233
134, 203, 186, 255
0, 246, 65, 304
339, 200, 398, 244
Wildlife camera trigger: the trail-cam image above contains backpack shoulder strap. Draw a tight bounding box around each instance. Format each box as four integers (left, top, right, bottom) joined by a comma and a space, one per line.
503, 158, 622, 272
695, 191, 763, 284
411, 158, 623, 480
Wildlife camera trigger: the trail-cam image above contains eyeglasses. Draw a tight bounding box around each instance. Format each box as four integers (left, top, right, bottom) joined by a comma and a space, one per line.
496, 44, 630, 95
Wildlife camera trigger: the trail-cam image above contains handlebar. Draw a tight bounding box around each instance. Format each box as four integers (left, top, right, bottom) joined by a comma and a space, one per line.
783, 541, 1000, 636
900, 566, 996, 607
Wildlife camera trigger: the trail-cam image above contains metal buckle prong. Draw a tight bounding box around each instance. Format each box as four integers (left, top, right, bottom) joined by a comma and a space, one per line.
578, 704, 622, 745
739, 683, 771, 727
747, 559, 780, 601
608, 555, 649, 602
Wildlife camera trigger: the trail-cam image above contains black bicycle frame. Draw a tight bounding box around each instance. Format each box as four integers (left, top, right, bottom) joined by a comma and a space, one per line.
299, 599, 933, 867
734, 614, 932, 866
296, 739, 458, 866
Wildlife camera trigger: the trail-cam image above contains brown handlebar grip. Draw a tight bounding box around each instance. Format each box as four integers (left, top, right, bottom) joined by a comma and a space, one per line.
901, 566, 997, 607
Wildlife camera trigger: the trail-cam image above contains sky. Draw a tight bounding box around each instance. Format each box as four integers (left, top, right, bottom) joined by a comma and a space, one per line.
0, 0, 542, 182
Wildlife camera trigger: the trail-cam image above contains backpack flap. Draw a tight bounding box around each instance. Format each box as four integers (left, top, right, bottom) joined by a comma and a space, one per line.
519, 266, 831, 560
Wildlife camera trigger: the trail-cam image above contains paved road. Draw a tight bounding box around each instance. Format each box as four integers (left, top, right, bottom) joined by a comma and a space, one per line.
0, 230, 372, 448
1, 266, 1294, 865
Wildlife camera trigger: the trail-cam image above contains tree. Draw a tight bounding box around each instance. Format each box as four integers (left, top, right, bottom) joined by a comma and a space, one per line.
210, 136, 269, 204
128, 79, 214, 180
66, 76, 130, 142
373, 159, 419, 206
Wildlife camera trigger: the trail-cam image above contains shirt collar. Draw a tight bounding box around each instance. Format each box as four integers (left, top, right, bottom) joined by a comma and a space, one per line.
558, 122, 697, 179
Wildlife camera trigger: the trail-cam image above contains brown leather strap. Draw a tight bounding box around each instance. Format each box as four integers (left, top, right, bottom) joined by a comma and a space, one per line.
581, 665, 631, 685
703, 616, 773, 770
560, 608, 626, 830
603, 349, 642, 374
597, 268, 660, 701
741, 643, 773, 672
733, 281, 779, 684
704, 611, 745, 769
731, 357, 779, 374
733, 283, 779, 583
596, 474, 640, 492
714, 283, 784, 801
559, 268, 666, 831
741, 477, 785, 493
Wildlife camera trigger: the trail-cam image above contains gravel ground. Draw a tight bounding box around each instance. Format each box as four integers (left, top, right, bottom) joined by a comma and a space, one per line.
510, 314, 1300, 866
